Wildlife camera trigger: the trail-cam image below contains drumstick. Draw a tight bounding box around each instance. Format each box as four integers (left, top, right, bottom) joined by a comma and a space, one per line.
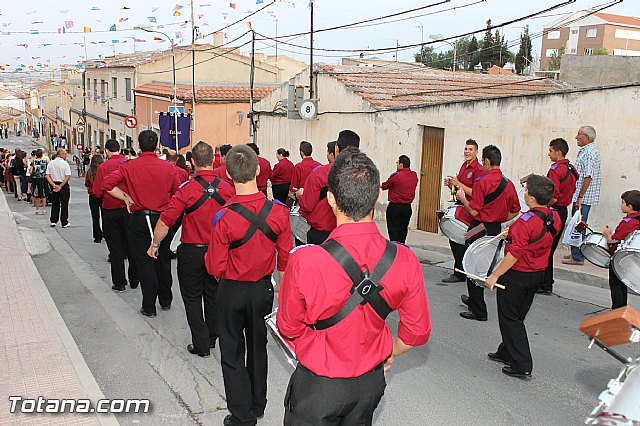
477, 230, 509, 249
454, 269, 506, 290
145, 215, 155, 242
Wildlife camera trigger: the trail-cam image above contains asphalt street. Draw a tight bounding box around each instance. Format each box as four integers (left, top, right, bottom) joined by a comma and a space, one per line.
3, 135, 639, 425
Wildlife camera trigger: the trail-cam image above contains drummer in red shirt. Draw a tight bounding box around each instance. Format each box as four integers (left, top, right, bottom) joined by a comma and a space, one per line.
213, 144, 233, 186
247, 143, 271, 196
269, 148, 294, 204
278, 149, 431, 425
484, 174, 561, 379
289, 141, 320, 194
541, 138, 578, 295
443, 139, 485, 283
457, 145, 520, 321
381, 155, 418, 244
603, 190, 640, 309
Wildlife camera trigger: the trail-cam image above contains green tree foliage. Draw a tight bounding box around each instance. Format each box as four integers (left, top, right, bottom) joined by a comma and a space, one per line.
479, 19, 494, 68
466, 35, 479, 70
515, 25, 533, 74
593, 48, 608, 55
548, 47, 565, 70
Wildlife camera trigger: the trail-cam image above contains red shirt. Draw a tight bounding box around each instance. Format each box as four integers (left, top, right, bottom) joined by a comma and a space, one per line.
256, 156, 272, 191
505, 207, 562, 272
298, 164, 336, 232
546, 159, 578, 207
468, 168, 520, 223
277, 222, 431, 378
93, 154, 127, 210
611, 213, 640, 241
205, 192, 292, 281
213, 153, 221, 169
159, 170, 235, 245
85, 174, 96, 195
173, 164, 190, 184
212, 164, 233, 186
291, 157, 321, 191
102, 151, 181, 212
270, 158, 295, 185
381, 167, 418, 204
457, 158, 485, 202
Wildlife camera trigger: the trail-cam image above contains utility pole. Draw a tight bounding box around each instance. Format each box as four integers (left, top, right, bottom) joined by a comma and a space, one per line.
190, 0, 196, 144
309, 0, 314, 99
249, 30, 256, 143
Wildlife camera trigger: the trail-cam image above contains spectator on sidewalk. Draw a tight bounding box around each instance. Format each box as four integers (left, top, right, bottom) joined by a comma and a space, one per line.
45, 149, 72, 228
85, 154, 104, 243
30, 149, 49, 215
12, 150, 27, 201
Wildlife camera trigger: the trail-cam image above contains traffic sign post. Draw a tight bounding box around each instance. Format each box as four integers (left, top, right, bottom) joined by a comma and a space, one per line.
77, 125, 85, 134
76, 117, 85, 127
125, 115, 138, 129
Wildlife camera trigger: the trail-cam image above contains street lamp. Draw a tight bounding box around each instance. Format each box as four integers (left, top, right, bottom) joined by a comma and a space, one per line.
430, 34, 456, 72
415, 24, 424, 64
135, 26, 179, 152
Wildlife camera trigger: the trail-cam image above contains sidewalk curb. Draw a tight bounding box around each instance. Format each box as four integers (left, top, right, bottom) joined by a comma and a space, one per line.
1, 192, 119, 426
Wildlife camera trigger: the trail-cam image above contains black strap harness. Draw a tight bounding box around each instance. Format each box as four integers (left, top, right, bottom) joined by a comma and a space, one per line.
226, 200, 278, 249
184, 176, 225, 214
528, 210, 558, 244
559, 163, 579, 184
483, 175, 509, 205
310, 240, 397, 331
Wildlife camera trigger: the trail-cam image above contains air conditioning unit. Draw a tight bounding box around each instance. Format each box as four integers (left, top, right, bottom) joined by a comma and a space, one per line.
287, 85, 305, 119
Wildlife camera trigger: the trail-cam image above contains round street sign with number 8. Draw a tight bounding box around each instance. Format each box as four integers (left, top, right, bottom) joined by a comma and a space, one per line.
299, 100, 317, 120
125, 115, 138, 129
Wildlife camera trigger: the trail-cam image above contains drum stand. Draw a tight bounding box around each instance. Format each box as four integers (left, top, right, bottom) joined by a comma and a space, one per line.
587, 332, 638, 365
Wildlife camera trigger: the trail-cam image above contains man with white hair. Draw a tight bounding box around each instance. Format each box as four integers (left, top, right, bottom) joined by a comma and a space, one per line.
563, 125, 601, 266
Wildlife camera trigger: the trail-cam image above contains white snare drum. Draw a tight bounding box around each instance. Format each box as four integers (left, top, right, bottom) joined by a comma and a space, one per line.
290, 205, 310, 244
264, 309, 297, 369
610, 230, 640, 294
517, 184, 528, 213
581, 232, 612, 268
586, 356, 640, 425
463, 236, 505, 287
439, 205, 468, 245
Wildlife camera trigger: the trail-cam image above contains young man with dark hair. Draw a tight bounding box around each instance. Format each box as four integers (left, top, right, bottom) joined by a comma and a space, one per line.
603, 189, 640, 309
290, 141, 320, 193
205, 145, 292, 426
540, 138, 578, 295
166, 149, 189, 183
457, 144, 520, 321
213, 145, 222, 169
335, 129, 360, 154
326, 141, 336, 164
278, 149, 431, 425
485, 174, 561, 379
94, 139, 139, 292
443, 139, 485, 283
103, 130, 181, 316
213, 144, 233, 185
247, 142, 272, 196
148, 142, 235, 357
381, 154, 418, 244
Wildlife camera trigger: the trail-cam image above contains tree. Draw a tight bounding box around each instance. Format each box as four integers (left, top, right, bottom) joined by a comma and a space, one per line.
593, 48, 608, 55
414, 46, 450, 69
515, 25, 533, 74
478, 19, 494, 68
548, 47, 565, 70
466, 35, 479, 70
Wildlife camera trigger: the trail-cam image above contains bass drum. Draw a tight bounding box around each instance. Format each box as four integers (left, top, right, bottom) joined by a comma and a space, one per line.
439, 205, 471, 245
581, 232, 612, 268
610, 230, 640, 294
586, 356, 640, 425
290, 204, 310, 244
462, 236, 505, 287
264, 309, 297, 369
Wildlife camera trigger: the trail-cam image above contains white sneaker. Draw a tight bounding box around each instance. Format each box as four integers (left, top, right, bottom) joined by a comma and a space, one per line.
50, 223, 56, 227
62, 223, 70, 228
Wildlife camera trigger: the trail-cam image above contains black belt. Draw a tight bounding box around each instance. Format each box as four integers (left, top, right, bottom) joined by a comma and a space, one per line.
132, 209, 161, 215
180, 243, 208, 248
222, 275, 272, 284
299, 361, 384, 377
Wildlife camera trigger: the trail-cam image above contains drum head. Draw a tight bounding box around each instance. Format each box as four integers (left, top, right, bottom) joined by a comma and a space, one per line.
581, 244, 611, 268
611, 250, 640, 294
517, 184, 528, 213
463, 236, 505, 285
439, 216, 467, 245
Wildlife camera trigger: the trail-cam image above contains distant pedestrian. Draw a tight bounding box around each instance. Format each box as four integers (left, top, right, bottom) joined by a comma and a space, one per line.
45, 149, 72, 228
30, 149, 49, 215
269, 148, 294, 204
12, 150, 27, 201
381, 155, 419, 244
85, 154, 104, 243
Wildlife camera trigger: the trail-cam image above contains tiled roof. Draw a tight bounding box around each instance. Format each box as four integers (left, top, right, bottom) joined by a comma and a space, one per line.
319, 65, 565, 109
134, 81, 279, 101
593, 11, 640, 28
487, 65, 517, 76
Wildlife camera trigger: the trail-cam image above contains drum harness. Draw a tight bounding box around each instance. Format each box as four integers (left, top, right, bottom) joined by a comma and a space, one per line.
184, 176, 225, 214
559, 163, 579, 184
476, 175, 510, 277
309, 240, 398, 330
225, 200, 278, 249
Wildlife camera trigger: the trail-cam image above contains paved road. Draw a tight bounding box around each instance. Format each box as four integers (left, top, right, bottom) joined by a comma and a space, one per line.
4, 136, 639, 425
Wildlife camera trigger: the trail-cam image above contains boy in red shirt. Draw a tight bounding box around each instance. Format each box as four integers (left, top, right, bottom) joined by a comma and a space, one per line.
485, 174, 561, 379
603, 190, 640, 309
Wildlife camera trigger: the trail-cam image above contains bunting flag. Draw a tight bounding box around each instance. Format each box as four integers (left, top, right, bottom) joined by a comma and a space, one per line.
65, 21, 74, 28
174, 4, 184, 10
152, 7, 160, 12
148, 16, 157, 23
245, 22, 252, 30
175, 31, 182, 39
153, 36, 163, 41
134, 38, 145, 43
257, 0, 264, 3
84, 27, 92, 33
110, 24, 116, 31
120, 6, 130, 10
173, 10, 181, 16
229, 3, 237, 9
16, 44, 28, 48
118, 17, 129, 23
91, 7, 100, 11
197, 14, 204, 19
31, 21, 44, 24
111, 39, 119, 43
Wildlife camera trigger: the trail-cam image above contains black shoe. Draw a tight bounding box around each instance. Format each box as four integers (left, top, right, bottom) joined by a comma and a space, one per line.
111, 285, 126, 293
459, 311, 487, 321
210, 338, 218, 349
442, 274, 465, 283
161, 305, 171, 311
488, 352, 510, 365
502, 366, 531, 379
94, 239, 102, 243
223, 414, 233, 426
187, 344, 210, 358
129, 282, 139, 289
537, 289, 552, 295
140, 308, 157, 317
461, 295, 470, 306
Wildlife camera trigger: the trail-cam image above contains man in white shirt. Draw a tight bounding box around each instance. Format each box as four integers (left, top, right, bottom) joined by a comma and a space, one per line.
45, 149, 72, 228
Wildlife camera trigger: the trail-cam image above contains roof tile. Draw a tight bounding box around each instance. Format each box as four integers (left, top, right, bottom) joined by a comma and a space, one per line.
134, 81, 278, 102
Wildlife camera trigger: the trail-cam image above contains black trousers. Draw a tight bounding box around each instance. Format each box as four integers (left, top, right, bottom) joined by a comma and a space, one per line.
272, 183, 290, 204
386, 202, 412, 244
542, 205, 568, 291
609, 264, 628, 309
307, 226, 331, 245
102, 208, 138, 287
88, 194, 103, 241
494, 269, 543, 374
177, 244, 218, 351
49, 183, 70, 226
128, 212, 173, 313
464, 220, 502, 318
218, 277, 274, 426
284, 363, 386, 426
450, 240, 466, 279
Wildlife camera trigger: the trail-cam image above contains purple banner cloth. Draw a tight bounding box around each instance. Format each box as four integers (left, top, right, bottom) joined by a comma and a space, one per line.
159, 112, 190, 149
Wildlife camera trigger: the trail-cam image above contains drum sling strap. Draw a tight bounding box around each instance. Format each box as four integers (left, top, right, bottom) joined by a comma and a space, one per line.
226, 200, 278, 249
483, 175, 509, 205
319, 186, 328, 200
310, 240, 397, 331
528, 210, 558, 244
559, 163, 579, 183
184, 176, 225, 214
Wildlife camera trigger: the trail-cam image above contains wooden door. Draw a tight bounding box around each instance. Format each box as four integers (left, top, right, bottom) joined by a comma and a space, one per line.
417, 126, 445, 232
